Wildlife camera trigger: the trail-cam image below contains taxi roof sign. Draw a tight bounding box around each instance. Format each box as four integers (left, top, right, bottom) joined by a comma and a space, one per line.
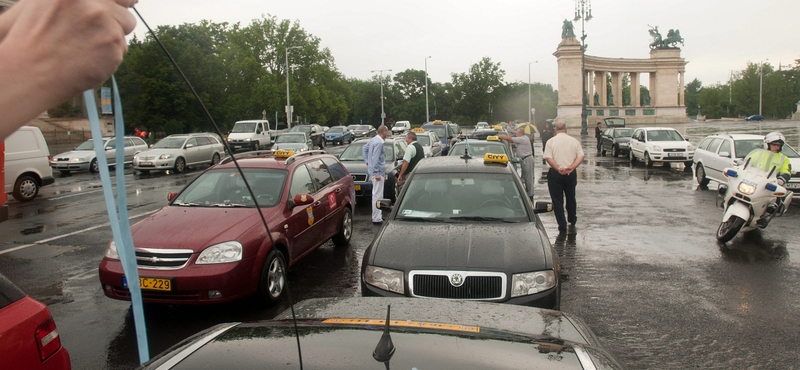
433, 120, 443, 124
411, 127, 425, 133
486, 136, 499, 141
483, 152, 508, 164
493, 125, 503, 131
274, 149, 295, 158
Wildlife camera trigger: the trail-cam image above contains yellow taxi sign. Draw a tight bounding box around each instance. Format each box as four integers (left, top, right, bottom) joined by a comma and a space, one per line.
484, 152, 508, 164
493, 125, 503, 131
274, 149, 295, 158
323, 318, 480, 333
486, 136, 499, 141
433, 120, 443, 124
411, 127, 425, 133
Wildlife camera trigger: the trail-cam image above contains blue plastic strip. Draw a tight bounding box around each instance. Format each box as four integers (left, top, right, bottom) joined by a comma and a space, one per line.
84, 83, 150, 364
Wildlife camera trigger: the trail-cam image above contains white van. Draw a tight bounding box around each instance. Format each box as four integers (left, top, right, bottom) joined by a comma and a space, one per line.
392, 120, 411, 135
5, 126, 54, 201
227, 120, 272, 152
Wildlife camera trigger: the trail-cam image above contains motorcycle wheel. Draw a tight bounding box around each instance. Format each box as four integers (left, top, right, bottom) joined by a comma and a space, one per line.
716, 215, 745, 243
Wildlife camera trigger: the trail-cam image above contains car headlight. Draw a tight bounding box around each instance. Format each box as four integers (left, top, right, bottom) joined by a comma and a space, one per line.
364, 266, 404, 294
227, 137, 232, 142
737, 182, 757, 195
159, 154, 172, 160
104, 241, 120, 260
196, 241, 243, 264
244, 138, 251, 142
687, 144, 695, 151
511, 270, 556, 297
653, 145, 662, 152
619, 142, 629, 147
70, 157, 82, 162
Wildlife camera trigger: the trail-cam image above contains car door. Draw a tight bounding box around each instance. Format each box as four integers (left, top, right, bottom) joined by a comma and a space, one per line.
629, 129, 644, 159
306, 159, 342, 237
284, 163, 329, 260
123, 138, 136, 163
183, 137, 202, 165
601, 128, 613, 148
704, 138, 726, 180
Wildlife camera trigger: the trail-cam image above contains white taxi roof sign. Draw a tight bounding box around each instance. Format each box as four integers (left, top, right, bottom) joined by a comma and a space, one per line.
486, 136, 499, 141
483, 152, 508, 164
274, 149, 295, 158
411, 127, 425, 133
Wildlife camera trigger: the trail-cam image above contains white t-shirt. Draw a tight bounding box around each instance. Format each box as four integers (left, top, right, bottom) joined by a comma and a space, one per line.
544, 132, 584, 169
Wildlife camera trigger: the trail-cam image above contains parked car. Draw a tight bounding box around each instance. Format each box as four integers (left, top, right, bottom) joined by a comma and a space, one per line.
99, 150, 355, 305
351, 125, 377, 139
421, 120, 460, 155
337, 137, 407, 201
469, 122, 499, 140
603, 116, 626, 127
324, 126, 352, 145
133, 133, 224, 175
50, 136, 148, 174
391, 120, 411, 135
4, 126, 54, 201
0, 272, 71, 370
448, 138, 513, 158
137, 297, 625, 370
226, 120, 272, 152
288, 124, 325, 149
628, 127, 695, 168
272, 132, 313, 152
745, 115, 764, 121
599, 127, 635, 157
411, 129, 442, 157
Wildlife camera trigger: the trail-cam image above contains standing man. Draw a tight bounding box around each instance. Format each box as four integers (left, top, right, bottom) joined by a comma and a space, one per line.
363, 125, 389, 224
594, 121, 603, 153
544, 121, 585, 232
397, 131, 424, 185
497, 127, 534, 199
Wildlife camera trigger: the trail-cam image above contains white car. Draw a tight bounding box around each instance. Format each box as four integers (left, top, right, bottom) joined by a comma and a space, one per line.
628, 127, 695, 168
392, 120, 411, 134
133, 133, 224, 174
271, 132, 313, 152
50, 136, 148, 174
5, 126, 54, 202
413, 130, 442, 157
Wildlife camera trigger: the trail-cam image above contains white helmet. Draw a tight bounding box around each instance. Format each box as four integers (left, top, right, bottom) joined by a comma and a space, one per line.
765, 131, 785, 150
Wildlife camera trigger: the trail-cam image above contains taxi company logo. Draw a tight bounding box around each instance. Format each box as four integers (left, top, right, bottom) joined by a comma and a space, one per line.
449, 273, 465, 287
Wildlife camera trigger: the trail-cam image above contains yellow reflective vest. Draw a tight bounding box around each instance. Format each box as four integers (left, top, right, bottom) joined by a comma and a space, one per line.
744, 148, 791, 177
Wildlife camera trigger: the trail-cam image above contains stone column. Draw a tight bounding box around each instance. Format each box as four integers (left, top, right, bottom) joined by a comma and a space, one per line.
611, 72, 623, 107
679, 71, 685, 106
649, 72, 656, 107
631, 72, 640, 107
587, 70, 594, 106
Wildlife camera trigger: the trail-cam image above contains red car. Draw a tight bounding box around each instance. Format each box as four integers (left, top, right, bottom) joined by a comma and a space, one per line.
98, 150, 355, 305
0, 273, 71, 370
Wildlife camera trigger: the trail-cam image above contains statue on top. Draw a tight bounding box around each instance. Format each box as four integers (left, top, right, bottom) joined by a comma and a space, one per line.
649, 25, 684, 49
562, 20, 575, 37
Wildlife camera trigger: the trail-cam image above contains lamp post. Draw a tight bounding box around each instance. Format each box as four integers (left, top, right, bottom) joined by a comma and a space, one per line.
574, 0, 592, 135
528, 61, 538, 126
728, 70, 733, 117
285, 45, 302, 128
371, 69, 392, 126
759, 59, 768, 117
425, 56, 432, 123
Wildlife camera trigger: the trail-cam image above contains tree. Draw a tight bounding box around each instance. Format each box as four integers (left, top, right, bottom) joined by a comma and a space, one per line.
451, 57, 506, 123
684, 78, 702, 116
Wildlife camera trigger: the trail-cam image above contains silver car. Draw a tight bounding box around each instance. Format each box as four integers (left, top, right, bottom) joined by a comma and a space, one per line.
133, 133, 224, 174
51, 136, 148, 174
414, 130, 442, 157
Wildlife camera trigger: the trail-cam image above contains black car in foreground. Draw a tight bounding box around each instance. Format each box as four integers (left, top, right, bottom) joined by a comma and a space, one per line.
361, 154, 560, 309
138, 297, 626, 369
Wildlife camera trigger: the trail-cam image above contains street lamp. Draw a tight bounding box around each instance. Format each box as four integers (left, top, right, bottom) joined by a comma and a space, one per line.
425, 56, 432, 123
759, 59, 768, 117
371, 69, 392, 126
285, 45, 302, 128
574, 0, 592, 135
528, 61, 538, 127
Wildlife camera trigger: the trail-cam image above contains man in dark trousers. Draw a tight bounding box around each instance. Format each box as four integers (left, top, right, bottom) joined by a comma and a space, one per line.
544, 121, 585, 232
595, 121, 603, 153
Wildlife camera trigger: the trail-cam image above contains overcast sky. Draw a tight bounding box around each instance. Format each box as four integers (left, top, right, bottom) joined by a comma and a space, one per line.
131, 0, 798, 89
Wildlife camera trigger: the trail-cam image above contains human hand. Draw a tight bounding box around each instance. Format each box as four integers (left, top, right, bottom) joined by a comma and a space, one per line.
375, 175, 382, 181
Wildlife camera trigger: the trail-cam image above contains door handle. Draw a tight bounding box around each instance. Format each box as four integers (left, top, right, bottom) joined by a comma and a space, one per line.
335, 188, 341, 193
313, 201, 321, 207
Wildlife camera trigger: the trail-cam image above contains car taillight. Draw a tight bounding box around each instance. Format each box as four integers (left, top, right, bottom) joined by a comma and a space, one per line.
35, 316, 62, 361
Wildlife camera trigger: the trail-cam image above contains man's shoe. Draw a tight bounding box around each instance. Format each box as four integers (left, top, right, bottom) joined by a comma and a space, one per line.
372, 220, 383, 225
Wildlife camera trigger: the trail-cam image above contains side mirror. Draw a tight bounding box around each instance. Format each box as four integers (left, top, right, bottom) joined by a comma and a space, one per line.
377, 198, 392, 213
167, 192, 178, 202
718, 151, 730, 158
533, 201, 553, 214
185, 143, 194, 149
149, 144, 154, 148
291, 193, 314, 208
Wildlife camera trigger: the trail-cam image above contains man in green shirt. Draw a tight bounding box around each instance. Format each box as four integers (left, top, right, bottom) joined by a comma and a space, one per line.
397, 131, 425, 185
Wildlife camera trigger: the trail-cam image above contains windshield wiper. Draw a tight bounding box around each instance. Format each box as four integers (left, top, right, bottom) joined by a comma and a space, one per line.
174, 202, 201, 207
396, 217, 449, 222
210, 202, 248, 207
449, 216, 519, 223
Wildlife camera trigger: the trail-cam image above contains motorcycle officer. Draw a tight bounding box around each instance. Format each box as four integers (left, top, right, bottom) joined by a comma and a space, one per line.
743, 131, 792, 222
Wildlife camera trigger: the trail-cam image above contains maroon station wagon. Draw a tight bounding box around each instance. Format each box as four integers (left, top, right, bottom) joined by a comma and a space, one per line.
98, 150, 355, 305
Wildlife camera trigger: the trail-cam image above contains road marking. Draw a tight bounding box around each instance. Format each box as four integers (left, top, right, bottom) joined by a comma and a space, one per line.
0, 210, 156, 255
49, 189, 104, 200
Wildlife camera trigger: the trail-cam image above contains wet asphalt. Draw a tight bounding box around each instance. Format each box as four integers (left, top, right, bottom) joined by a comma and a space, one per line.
1, 120, 800, 369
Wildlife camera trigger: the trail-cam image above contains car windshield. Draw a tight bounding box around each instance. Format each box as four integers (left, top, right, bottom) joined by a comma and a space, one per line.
423, 126, 446, 138
75, 139, 101, 150
734, 139, 766, 158
290, 126, 312, 133
417, 136, 430, 146
339, 142, 395, 161
448, 142, 508, 157
358, 125, 372, 131
614, 128, 634, 138
277, 134, 306, 143
173, 168, 287, 208
153, 137, 187, 149
781, 144, 799, 158
347, 125, 359, 130
231, 122, 256, 133
647, 130, 684, 141
393, 122, 405, 127
396, 173, 528, 221
328, 127, 344, 133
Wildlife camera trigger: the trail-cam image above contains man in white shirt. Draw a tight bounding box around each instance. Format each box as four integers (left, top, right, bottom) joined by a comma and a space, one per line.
543, 121, 585, 232
363, 125, 389, 224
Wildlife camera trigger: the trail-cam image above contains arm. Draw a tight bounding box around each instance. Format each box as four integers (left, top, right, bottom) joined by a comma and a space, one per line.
496, 134, 513, 142
398, 161, 409, 183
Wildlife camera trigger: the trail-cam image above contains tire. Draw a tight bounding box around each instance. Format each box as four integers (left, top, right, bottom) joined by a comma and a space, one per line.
612, 145, 620, 157
696, 164, 710, 186
90, 158, 99, 173
600, 143, 606, 156
684, 161, 693, 169
717, 215, 745, 243
253, 142, 260, 151
629, 150, 636, 163
332, 207, 353, 247
173, 157, 186, 173
257, 249, 287, 305
59, 171, 70, 176
12, 175, 38, 201
211, 153, 221, 166
644, 152, 654, 168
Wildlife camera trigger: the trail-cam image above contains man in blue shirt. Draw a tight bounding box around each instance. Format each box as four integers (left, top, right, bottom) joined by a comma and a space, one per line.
363, 125, 389, 223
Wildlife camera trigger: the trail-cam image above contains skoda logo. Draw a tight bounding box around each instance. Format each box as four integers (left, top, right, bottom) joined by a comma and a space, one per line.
351, 174, 357, 180
149, 256, 159, 263
449, 273, 465, 287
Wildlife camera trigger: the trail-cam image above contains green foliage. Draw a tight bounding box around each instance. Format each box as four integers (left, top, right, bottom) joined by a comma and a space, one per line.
451, 57, 506, 123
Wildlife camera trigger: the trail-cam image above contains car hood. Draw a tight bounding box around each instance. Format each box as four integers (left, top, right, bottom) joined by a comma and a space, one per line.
325, 132, 345, 137
614, 137, 631, 144
53, 150, 95, 161
647, 141, 692, 149
272, 143, 309, 150
130, 206, 267, 251
137, 148, 182, 158
368, 221, 549, 272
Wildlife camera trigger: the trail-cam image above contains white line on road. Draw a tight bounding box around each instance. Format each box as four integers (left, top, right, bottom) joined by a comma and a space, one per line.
0, 210, 157, 255
48, 189, 105, 200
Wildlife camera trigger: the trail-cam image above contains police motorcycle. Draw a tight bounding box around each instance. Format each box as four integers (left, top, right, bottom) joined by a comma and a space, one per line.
716, 159, 793, 243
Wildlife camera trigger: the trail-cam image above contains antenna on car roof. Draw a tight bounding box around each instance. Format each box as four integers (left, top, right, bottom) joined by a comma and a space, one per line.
134, 9, 304, 369
373, 305, 396, 367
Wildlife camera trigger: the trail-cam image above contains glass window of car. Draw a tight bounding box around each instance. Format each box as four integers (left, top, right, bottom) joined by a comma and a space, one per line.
417, 135, 431, 146
603, 128, 613, 136
393, 122, 406, 127
734, 139, 766, 158
185, 138, 199, 147
615, 128, 634, 138
339, 142, 395, 161
448, 142, 509, 157
173, 168, 287, 207
395, 141, 405, 158
328, 127, 345, 133
133, 137, 147, 146
125, 138, 135, 147
718, 140, 732, 158
422, 125, 445, 138
430, 132, 439, 142
781, 144, 799, 158
307, 159, 334, 189
707, 138, 723, 154
154, 137, 187, 149
698, 137, 713, 150
106, 139, 117, 149
322, 157, 347, 180
277, 133, 306, 143
289, 165, 316, 197
647, 129, 683, 141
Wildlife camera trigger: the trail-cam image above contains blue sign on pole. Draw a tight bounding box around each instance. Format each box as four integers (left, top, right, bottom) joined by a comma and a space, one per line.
101, 87, 113, 115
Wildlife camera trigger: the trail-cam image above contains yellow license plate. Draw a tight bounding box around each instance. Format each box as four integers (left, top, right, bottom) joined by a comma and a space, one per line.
355, 185, 361, 190
139, 277, 172, 291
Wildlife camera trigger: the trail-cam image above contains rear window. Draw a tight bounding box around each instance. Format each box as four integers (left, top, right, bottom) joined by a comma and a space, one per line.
734, 139, 764, 158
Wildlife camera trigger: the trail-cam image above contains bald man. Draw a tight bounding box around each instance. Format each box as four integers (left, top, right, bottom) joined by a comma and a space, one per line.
543, 121, 585, 232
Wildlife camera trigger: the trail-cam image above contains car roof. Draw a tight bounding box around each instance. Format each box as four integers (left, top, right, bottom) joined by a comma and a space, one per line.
217, 150, 333, 170
414, 155, 514, 175
638, 127, 678, 131
705, 133, 764, 140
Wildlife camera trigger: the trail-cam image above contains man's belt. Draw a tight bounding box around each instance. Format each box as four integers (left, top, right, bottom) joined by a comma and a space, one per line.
520, 154, 533, 160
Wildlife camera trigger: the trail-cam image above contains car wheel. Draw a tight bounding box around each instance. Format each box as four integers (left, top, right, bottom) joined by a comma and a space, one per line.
684, 161, 693, 169
211, 153, 221, 166
90, 158, 99, 173
257, 249, 287, 305
173, 157, 186, 173
332, 207, 353, 247
12, 174, 38, 201
59, 170, 70, 176
629, 150, 636, 163
253, 142, 260, 151
612, 145, 620, 157
644, 152, 654, 168
696, 164, 710, 186
717, 215, 745, 243
600, 143, 606, 156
